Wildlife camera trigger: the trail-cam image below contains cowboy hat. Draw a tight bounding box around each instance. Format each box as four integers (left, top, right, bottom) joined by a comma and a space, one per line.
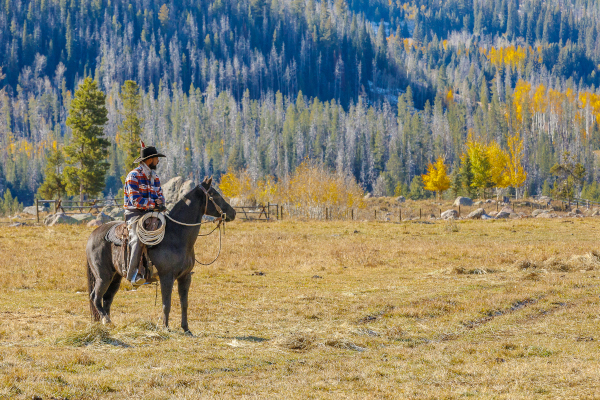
134, 141, 166, 163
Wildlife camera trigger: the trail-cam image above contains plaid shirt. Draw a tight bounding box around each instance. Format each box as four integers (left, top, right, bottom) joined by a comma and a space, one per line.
124, 165, 165, 211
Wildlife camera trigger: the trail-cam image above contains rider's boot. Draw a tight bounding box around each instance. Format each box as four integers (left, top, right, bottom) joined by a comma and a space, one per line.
126, 219, 146, 286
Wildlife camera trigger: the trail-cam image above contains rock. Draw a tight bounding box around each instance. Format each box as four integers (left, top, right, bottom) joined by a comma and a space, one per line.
536, 212, 556, 218
466, 208, 487, 219
489, 211, 498, 217
178, 180, 196, 199
43, 214, 55, 225
9, 222, 24, 227
500, 207, 514, 214
163, 177, 196, 209
485, 199, 494, 204
592, 210, 600, 217
495, 211, 511, 219
229, 197, 257, 207
532, 209, 548, 217
163, 177, 185, 204
107, 207, 124, 219
70, 213, 95, 223
47, 213, 79, 226
481, 214, 493, 220
441, 209, 458, 220
396, 196, 406, 203
96, 212, 114, 224
453, 197, 473, 207
87, 219, 103, 227
538, 196, 551, 203
573, 208, 582, 215
23, 205, 48, 215
364, 193, 372, 199
473, 201, 484, 206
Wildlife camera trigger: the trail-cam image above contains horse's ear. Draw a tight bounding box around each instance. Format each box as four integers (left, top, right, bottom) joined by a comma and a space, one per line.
202, 176, 208, 184
207, 176, 213, 186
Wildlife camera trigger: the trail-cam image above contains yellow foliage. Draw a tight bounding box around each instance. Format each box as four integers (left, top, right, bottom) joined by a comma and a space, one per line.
218, 171, 252, 199
422, 157, 450, 197
487, 141, 510, 188
280, 161, 365, 208
446, 89, 454, 103
487, 45, 527, 69
507, 132, 527, 189
512, 79, 531, 122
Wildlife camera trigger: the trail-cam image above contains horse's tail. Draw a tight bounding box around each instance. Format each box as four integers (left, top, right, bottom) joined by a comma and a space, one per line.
86, 258, 100, 321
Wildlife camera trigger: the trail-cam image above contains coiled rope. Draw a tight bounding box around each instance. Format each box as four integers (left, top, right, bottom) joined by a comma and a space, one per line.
137, 211, 166, 246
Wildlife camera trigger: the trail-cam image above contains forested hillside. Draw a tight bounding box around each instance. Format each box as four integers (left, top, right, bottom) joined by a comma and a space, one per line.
2, 0, 600, 206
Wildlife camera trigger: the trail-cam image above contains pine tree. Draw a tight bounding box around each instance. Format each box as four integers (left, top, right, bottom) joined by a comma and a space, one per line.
38, 146, 66, 199
63, 77, 109, 202
118, 80, 143, 176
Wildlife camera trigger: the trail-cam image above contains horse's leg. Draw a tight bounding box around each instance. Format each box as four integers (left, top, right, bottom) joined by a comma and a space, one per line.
92, 276, 113, 325
159, 274, 174, 329
102, 275, 122, 323
177, 273, 192, 334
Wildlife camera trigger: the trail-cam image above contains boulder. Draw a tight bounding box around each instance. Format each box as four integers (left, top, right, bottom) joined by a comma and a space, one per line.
163, 176, 185, 204
395, 196, 406, 203
70, 213, 95, 223
485, 199, 494, 204
163, 177, 196, 209
572, 208, 582, 215
47, 213, 78, 226
96, 212, 114, 224
107, 207, 124, 219
229, 197, 257, 207
441, 209, 458, 220
453, 197, 473, 207
538, 196, 551, 203
592, 210, 600, 217
87, 219, 103, 227
23, 205, 48, 215
532, 209, 548, 217
536, 212, 556, 219
495, 211, 511, 219
500, 207, 514, 214
178, 180, 196, 198
473, 201, 484, 206
466, 208, 487, 219
481, 214, 493, 220
489, 211, 498, 217
364, 193, 372, 199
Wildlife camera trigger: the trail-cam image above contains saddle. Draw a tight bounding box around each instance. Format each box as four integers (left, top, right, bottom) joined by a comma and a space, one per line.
105, 219, 159, 283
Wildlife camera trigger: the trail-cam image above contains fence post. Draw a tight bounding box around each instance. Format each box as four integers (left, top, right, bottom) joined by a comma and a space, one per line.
35, 198, 39, 223
439, 208, 441, 218
374, 209, 377, 220
351, 208, 354, 220
399, 208, 402, 221
419, 208, 422, 219
326, 207, 328, 220
267, 202, 270, 219
458, 205, 461, 217
281, 206, 284, 219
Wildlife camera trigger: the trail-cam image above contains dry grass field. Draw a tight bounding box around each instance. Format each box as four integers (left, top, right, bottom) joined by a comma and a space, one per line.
0, 217, 599, 399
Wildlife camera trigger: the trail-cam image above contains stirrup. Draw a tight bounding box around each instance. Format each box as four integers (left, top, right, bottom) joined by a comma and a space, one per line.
130, 271, 146, 287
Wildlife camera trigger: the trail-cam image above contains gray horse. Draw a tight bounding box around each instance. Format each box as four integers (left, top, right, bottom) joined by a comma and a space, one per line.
85, 177, 235, 333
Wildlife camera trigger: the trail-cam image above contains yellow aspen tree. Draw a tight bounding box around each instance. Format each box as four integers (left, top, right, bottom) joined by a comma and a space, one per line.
422, 157, 451, 200
487, 141, 510, 189
506, 132, 527, 199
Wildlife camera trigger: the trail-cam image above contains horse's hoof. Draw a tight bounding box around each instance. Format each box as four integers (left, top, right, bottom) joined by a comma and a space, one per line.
183, 329, 193, 336
102, 316, 112, 325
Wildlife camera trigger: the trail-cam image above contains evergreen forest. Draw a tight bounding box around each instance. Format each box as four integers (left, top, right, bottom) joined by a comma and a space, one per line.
3, 0, 600, 205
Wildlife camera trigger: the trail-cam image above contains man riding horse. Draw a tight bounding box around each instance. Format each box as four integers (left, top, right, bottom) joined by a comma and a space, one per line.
124, 141, 167, 286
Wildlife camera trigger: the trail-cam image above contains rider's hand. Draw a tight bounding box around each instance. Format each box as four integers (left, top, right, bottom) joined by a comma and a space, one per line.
155, 204, 167, 212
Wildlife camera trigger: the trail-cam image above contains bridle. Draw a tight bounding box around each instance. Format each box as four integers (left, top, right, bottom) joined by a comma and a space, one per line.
163, 183, 227, 265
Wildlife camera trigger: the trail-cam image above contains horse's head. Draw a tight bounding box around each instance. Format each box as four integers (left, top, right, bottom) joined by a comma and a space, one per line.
199, 177, 236, 222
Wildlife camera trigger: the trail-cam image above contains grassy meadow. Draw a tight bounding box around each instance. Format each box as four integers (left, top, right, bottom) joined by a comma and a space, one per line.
0, 216, 599, 399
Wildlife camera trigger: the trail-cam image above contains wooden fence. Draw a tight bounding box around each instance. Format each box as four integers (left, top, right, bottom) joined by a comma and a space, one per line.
34, 198, 121, 223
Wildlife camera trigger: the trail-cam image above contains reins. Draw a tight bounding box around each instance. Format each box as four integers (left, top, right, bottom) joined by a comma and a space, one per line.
161, 184, 226, 266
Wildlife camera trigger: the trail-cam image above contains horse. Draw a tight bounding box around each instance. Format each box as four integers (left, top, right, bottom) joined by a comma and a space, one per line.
85, 177, 236, 333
